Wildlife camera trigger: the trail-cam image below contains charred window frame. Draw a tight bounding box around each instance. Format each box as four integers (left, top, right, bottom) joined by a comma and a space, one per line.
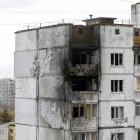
111, 53, 123, 66
111, 80, 123, 92
111, 107, 124, 119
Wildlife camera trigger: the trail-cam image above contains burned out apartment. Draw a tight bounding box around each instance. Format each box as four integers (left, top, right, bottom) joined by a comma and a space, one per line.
14, 2, 140, 140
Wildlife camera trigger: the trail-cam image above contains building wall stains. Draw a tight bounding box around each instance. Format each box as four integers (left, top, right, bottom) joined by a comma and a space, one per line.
14, 10, 140, 140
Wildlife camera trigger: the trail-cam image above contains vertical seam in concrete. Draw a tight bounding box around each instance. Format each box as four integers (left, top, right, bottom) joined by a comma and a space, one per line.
36, 29, 39, 140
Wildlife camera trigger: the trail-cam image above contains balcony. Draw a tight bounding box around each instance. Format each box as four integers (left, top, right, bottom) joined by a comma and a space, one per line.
71, 117, 98, 131
134, 65, 140, 76
65, 64, 97, 77
71, 91, 98, 103
135, 116, 140, 128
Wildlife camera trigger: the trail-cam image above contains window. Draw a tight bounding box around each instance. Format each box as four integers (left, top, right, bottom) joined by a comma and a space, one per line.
72, 104, 96, 118
135, 31, 139, 36
111, 53, 123, 66
115, 29, 120, 35
78, 28, 84, 34
111, 133, 124, 140
134, 54, 140, 64
111, 80, 123, 92
73, 104, 84, 118
111, 107, 124, 119
72, 132, 97, 140
135, 103, 140, 116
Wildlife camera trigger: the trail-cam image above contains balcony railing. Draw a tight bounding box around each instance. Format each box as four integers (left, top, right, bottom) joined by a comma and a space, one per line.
65, 64, 97, 76
71, 91, 98, 103
71, 117, 98, 130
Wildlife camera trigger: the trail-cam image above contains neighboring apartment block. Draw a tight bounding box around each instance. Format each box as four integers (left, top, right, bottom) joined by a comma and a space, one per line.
14, 2, 140, 140
0, 122, 15, 140
0, 78, 15, 108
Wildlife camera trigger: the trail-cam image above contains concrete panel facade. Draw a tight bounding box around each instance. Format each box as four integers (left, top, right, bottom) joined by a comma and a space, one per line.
16, 124, 37, 140
14, 50, 37, 78
15, 98, 37, 125
15, 78, 37, 99
99, 128, 134, 140
100, 25, 133, 48
15, 30, 37, 51
99, 101, 134, 127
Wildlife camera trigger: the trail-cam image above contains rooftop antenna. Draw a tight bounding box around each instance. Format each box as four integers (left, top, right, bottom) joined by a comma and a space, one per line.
89, 14, 93, 19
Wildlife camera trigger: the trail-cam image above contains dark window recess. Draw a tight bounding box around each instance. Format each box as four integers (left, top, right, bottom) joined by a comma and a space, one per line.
115, 29, 120, 34
111, 80, 123, 92
81, 134, 85, 140
72, 79, 92, 91
135, 31, 139, 36
72, 53, 87, 66
80, 107, 84, 117
78, 28, 84, 34
111, 54, 114, 65
111, 107, 114, 119
111, 53, 123, 66
138, 131, 140, 140
73, 107, 79, 117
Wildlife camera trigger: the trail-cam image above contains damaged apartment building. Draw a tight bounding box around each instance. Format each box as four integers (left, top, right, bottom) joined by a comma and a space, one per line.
14, 2, 140, 140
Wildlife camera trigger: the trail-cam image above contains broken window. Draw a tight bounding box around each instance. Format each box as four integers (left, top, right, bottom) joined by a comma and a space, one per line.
111, 133, 124, 140
72, 104, 96, 118
111, 107, 124, 119
72, 132, 97, 140
115, 29, 120, 35
111, 80, 123, 92
135, 103, 140, 116
111, 53, 123, 66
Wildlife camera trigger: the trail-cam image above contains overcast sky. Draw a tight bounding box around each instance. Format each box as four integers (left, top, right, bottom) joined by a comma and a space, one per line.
0, 0, 138, 78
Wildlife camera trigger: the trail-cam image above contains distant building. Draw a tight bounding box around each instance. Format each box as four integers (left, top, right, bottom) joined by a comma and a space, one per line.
0, 122, 15, 140
0, 78, 15, 108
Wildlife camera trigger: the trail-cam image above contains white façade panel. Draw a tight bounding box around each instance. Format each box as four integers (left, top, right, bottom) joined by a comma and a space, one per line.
16, 124, 37, 140
15, 78, 37, 99
14, 50, 37, 77
39, 25, 69, 49
15, 30, 37, 51
15, 98, 37, 125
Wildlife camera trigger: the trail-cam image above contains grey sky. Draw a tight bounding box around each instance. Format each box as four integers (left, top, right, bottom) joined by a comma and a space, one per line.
0, 0, 138, 78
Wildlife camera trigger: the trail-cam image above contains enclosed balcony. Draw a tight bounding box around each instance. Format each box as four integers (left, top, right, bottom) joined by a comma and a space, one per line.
72, 132, 98, 140
71, 117, 98, 131
71, 91, 98, 103
71, 103, 98, 131
67, 64, 97, 77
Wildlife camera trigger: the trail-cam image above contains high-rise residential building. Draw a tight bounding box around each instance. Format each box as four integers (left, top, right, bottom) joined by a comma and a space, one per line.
0, 78, 15, 108
15, 3, 140, 140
